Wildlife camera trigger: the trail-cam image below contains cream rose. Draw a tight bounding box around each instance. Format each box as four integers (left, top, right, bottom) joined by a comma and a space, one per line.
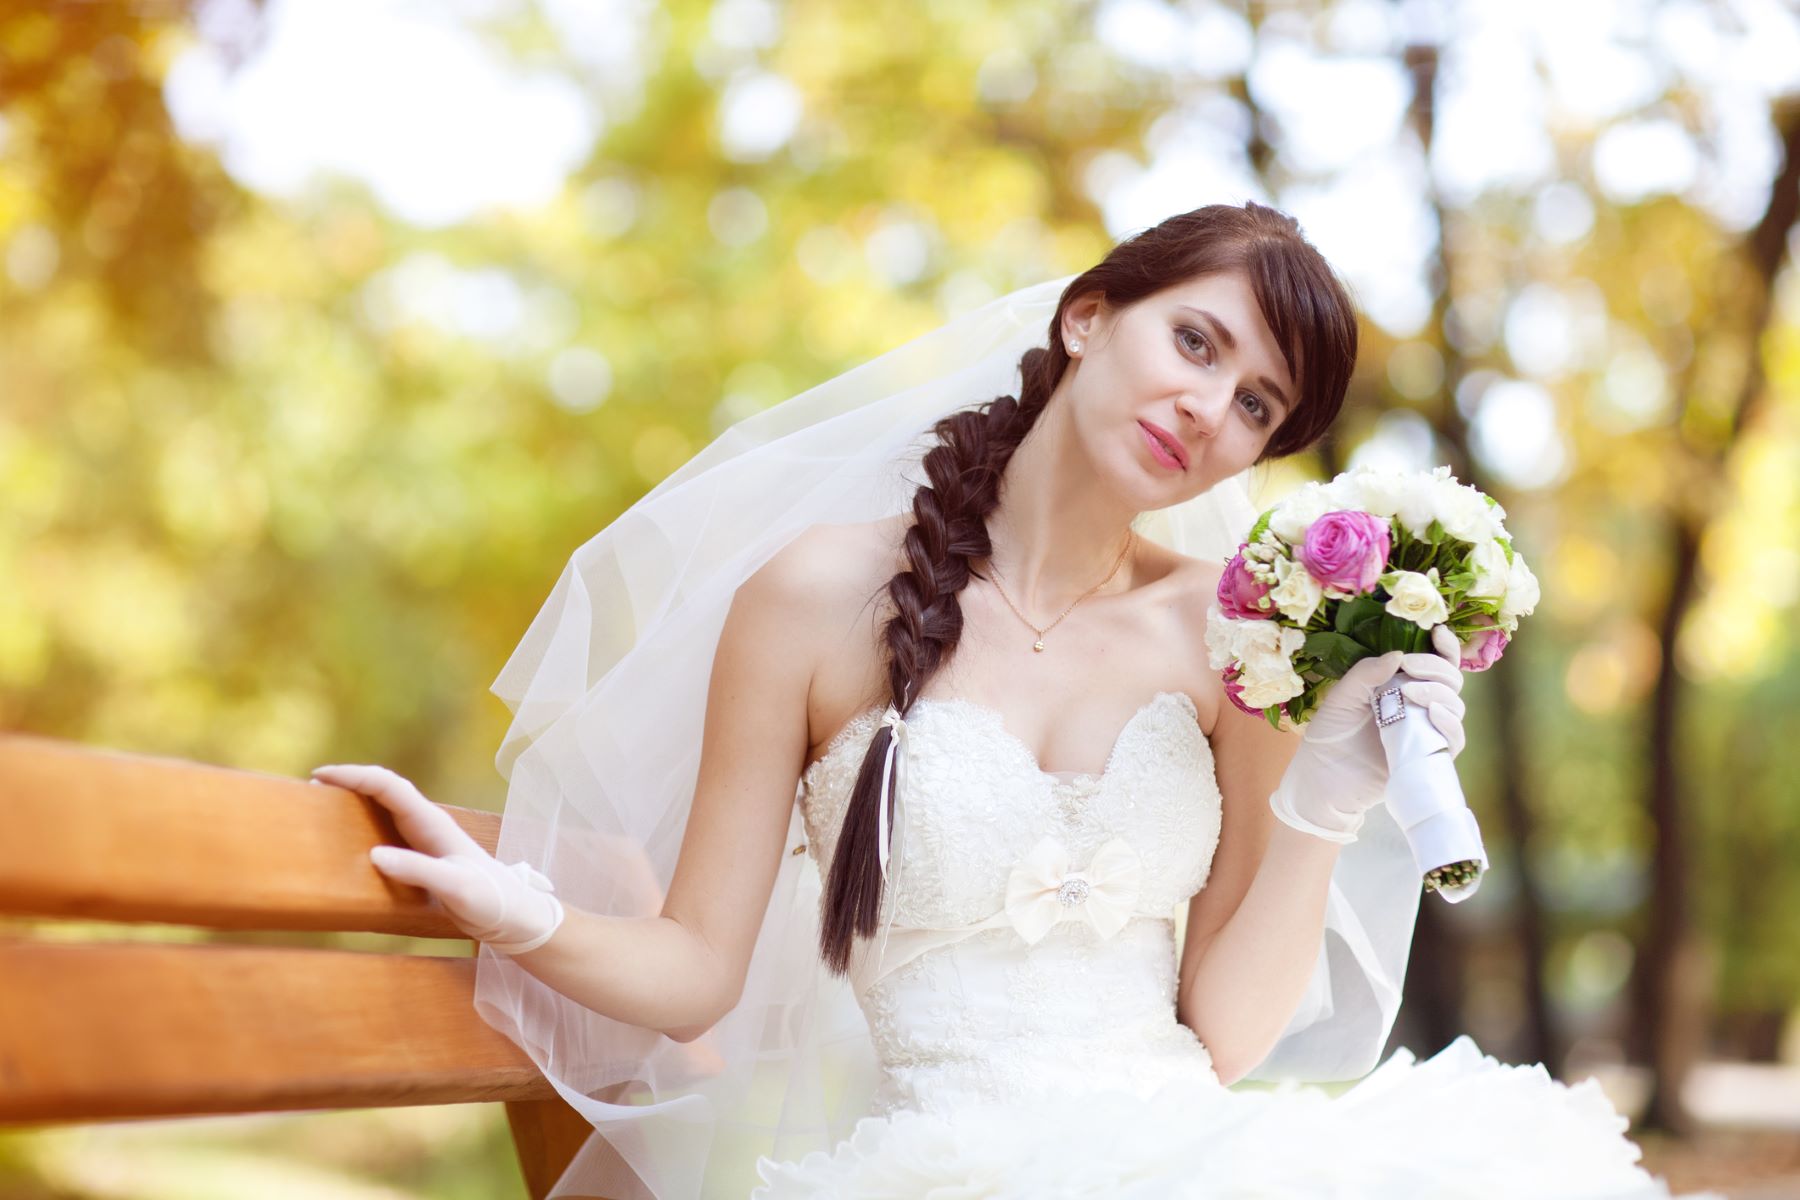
1268, 557, 1324, 624
1238, 666, 1306, 709
1384, 568, 1450, 629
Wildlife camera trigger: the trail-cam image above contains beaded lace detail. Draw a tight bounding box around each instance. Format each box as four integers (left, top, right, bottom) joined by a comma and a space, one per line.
798, 690, 1226, 1116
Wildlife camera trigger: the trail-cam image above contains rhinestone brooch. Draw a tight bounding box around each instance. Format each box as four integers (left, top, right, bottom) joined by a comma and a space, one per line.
1056, 878, 1091, 906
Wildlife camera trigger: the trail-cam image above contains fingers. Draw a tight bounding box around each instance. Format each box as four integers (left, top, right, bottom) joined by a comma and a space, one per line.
1430, 622, 1461, 664
370, 847, 506, 931
311, 763, 481, 858
369, 844, 452, 891
1426, 703, 1465, 758
1339, 650, 1406, 692
1399, 681, 1466, 758
1396, 651, 1464, 692
1400, 681, 1463, 722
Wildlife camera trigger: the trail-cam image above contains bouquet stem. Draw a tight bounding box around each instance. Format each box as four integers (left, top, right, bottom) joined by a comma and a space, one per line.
1374, 674, 1489, 903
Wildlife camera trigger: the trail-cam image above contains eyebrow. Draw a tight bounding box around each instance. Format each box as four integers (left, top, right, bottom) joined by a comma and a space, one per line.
1176, 305, 1294, 414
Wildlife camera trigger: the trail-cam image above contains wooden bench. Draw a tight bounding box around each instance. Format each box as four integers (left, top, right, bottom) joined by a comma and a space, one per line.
0, 732, 614, 1198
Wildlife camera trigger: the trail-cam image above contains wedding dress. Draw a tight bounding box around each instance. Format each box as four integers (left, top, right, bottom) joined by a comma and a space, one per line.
752, 689, 1717, 1199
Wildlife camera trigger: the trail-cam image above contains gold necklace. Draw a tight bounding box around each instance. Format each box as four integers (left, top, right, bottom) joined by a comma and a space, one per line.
987, 529, 1136, 652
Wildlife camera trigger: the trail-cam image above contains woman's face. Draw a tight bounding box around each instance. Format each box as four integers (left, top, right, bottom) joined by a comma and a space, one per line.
1059, 270, 1297, 508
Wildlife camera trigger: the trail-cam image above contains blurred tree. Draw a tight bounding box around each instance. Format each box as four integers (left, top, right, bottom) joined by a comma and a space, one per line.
1625, 95, 1800, 1136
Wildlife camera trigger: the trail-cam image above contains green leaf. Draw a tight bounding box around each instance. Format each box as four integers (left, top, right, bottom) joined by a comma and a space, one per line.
1372, 615, 1431, 654
1245, 507, 1274, 547
1333, 594, 1386, 639
1304, 630, 1369, 679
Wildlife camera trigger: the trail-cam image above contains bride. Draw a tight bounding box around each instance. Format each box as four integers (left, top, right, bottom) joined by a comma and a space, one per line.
311, 203, 1713, 1198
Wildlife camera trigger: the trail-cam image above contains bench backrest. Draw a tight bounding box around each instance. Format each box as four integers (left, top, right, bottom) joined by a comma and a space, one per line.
0, 733, 605, 1198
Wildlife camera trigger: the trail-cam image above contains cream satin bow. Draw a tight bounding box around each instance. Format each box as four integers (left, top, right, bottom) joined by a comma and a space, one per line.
1004, 835, 1144, 945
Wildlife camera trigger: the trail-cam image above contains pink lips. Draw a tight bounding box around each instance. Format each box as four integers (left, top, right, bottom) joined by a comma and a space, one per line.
1139, 421, 1187, 470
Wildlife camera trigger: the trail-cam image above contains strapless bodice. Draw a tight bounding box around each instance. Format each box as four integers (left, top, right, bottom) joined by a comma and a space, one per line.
797, 690, 1227, 1116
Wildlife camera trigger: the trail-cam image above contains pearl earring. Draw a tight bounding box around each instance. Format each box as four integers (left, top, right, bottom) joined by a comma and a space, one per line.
1068, 340, 1082, 354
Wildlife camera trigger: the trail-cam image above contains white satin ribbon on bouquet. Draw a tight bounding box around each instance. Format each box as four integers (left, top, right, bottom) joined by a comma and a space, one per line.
1374, 676, 1489, 904
1004, 835, 1144, 944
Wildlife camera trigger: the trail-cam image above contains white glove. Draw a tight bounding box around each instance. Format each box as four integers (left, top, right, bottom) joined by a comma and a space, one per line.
310, 763, 566, 955
1269, 623, 1467, 845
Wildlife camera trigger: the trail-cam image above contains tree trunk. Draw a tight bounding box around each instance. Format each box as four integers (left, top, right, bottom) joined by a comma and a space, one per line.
1399, 33, 1557, 1070
1627, 95, 1800, 1134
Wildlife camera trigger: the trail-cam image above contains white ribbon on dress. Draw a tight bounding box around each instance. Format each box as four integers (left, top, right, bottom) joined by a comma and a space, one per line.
876, 704, 908, 882
849, 830, 1154, 996
1004, 835, 1144, 945
873, 703, 910, 973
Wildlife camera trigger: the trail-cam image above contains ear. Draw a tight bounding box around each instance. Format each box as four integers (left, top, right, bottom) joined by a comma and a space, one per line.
1060, 290, 1105, 351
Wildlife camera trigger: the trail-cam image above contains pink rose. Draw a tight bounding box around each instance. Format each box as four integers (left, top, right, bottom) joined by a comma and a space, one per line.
1217, 546, 1274, 620
1457, 618, 1509, 672
1221, 664, 1263, 716
1299, 511, 1391, 594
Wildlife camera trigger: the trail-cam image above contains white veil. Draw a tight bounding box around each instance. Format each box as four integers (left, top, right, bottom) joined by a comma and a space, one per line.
472, 275, 1422, 1198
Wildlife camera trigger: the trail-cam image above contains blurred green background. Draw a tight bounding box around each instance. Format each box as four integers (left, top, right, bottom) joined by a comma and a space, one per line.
4, 0, 1799, 1195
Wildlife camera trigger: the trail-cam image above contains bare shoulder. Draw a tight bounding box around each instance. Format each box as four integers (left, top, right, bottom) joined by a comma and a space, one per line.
747, 516, 908, 761
748, 516, 905, 616
1131, 541, 1226, 735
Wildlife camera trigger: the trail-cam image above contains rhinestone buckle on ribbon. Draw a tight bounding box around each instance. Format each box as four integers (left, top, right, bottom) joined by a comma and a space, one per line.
1372, 684, 1406, 727
1055, 878, 1092, 906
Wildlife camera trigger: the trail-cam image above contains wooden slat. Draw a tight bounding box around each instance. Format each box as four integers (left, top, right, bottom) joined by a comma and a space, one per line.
506, 1095, 623, 1200
0, 938, 558, 1124
0, 733, 494, 936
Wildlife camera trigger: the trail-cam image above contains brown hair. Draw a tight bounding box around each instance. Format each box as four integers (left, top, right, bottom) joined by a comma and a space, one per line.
819, 201, 1358, 975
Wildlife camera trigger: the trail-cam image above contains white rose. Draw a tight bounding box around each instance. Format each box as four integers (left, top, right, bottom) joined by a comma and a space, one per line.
1236, 621, 1308, 703
1205, 603, 1241, 670
1468, 539, 1511, 599
1267, 481, 1336, 544
1331, 467, 1406, 520
1232, 617, 1304, 660
1384, 568, 1449, 629
1268, 557, 1324, 624
1233, 619, 1306, 680
1438, 484, 1502, 543
1393, 475, 1443, 538
1498, 555, 1540, 624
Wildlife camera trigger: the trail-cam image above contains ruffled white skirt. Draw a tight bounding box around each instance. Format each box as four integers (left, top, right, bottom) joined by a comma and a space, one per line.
752, 1035, 1723, 1199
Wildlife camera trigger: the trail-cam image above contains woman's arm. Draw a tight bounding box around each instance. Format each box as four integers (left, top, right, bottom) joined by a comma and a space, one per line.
474, 527, 843, 1041
1174, 698, 1337, 1085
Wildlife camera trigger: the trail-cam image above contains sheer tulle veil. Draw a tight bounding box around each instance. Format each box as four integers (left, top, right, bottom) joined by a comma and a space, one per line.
472, 274, 1422, 1198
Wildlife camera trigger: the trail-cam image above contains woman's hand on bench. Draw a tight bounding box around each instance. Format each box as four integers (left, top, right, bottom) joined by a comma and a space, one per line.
310, 763, 566, 955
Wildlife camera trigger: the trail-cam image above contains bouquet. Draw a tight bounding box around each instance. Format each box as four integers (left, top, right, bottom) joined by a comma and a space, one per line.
1204, 465, 1539, 900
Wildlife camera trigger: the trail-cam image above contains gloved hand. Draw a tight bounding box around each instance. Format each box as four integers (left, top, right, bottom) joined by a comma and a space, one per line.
1269, 623, 1467, 845
310, 763, 566, 955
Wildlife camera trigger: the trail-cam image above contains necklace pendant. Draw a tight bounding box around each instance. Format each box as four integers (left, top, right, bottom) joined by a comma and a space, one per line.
1033, 639, 1045, 652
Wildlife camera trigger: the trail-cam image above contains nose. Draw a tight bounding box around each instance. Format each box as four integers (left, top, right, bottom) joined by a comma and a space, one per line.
1174, 388, 1231, 439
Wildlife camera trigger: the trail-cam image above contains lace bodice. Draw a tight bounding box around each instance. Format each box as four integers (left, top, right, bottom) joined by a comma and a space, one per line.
764, 694, 1696, 1200
797, 689, 1227, 1116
